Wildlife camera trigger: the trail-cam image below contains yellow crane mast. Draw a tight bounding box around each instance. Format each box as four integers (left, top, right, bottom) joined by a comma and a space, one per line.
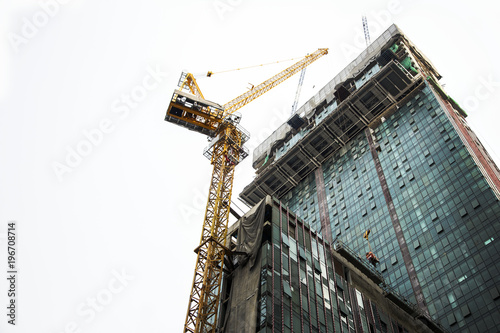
164, 48, 328, 333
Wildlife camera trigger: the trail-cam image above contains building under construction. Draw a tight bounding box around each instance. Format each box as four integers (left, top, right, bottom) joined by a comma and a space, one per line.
227, 24, 500, 332
220, 196, 447, 333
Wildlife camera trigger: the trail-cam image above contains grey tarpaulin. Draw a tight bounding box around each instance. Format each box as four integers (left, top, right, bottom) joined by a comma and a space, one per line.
221, 198, 266, 333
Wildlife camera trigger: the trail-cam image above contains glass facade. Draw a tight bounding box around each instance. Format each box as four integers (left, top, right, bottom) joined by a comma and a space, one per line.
280, 83, 500, 332
251, 198, 439, 333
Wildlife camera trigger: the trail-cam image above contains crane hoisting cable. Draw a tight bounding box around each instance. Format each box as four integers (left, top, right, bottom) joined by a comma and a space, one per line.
363, 229, 379, 267
206, 55, 305, 77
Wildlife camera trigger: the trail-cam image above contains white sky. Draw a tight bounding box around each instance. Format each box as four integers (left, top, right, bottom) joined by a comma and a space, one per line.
1, 1, 499, 332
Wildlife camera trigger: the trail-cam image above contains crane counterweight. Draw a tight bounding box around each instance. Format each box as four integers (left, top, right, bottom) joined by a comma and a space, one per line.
165, 89, 224, 137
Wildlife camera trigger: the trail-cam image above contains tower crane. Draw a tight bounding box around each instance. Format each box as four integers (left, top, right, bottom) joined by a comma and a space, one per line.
165, 48, 328, 333
291, 67, 306, 115
362, 16, 371, 47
